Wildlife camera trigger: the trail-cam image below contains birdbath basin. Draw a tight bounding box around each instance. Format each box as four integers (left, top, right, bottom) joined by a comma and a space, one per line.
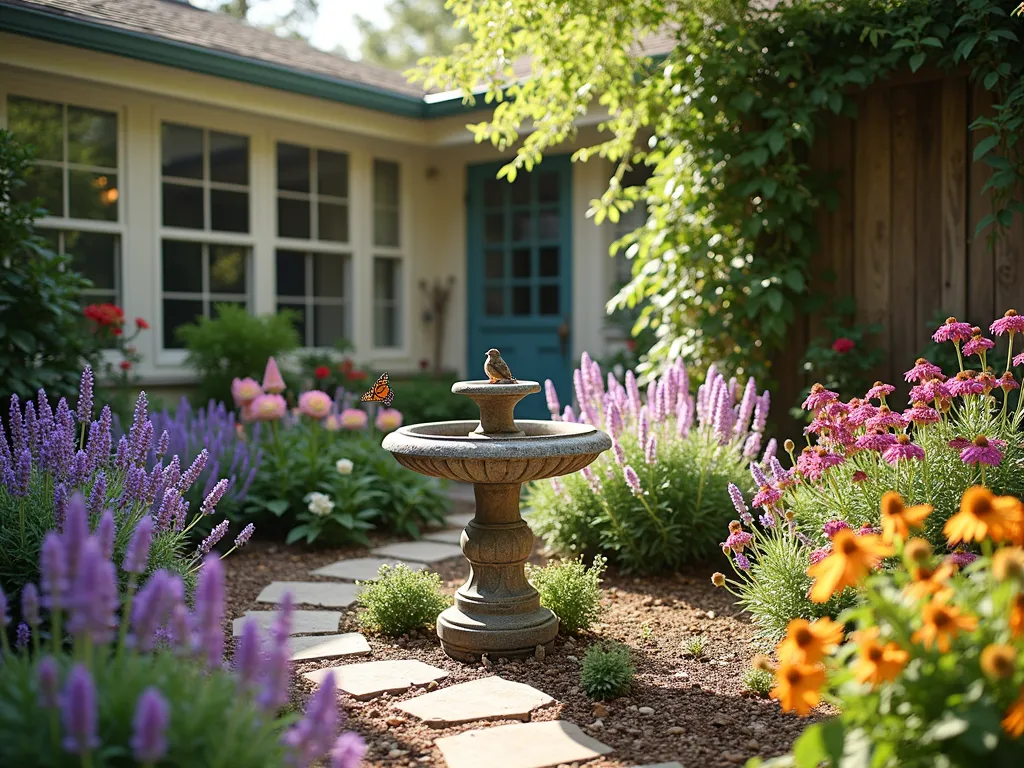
381, 380, 611, 662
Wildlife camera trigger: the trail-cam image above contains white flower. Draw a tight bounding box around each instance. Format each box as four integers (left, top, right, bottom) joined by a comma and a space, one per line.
306, 491, 335, 517
335, 458, 354, 475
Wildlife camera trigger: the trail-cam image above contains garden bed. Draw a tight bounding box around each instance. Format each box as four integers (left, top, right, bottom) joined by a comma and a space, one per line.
224, 537, 813, 768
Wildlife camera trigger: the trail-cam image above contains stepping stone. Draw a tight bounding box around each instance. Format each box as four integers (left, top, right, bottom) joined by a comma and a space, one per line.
435, 720, 612, 768
256, 581, 360, 608
396, 676, 553, 727
633, 764, 685, 768
304, 659, 449, 701
422, 529, 463, 545
446, 512, 475, 528
311, 557, 426, 582
371, 540, 463, 564
232, 610, 340, 637
289, 633, 371, 662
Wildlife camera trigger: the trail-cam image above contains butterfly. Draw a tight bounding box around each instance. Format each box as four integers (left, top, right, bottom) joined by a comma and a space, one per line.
360, 372, 395, 407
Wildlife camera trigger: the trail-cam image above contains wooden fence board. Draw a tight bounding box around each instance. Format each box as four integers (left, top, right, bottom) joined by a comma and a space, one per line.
968, 84, 996, 327
890, 85, 918, 382
940, 77, 968, 320
915, 81, 945, 354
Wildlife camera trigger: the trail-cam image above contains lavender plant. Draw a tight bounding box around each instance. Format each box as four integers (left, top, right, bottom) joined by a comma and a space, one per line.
0, 368, 249, 603
0, 494, 365, 767
525, 354, 771, 572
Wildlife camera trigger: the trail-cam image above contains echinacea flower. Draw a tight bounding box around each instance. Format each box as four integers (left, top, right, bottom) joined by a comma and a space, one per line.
1015, 352, 1024, 367
909, 379, 951, 402
865, 405, 905, 431
882, 434, 925, 465
962, 333, 994, 357
944, 486, 1024, 545
855, 430, 897, 452
990, 309, 1024, 336
959, 434, 1006, 466
992, 547, 1024, 583
770, 661, 825, 717
297, 390, 332, 419
250, 394, 287, 422
980, 643, 1017, 680
752, 484, 782, 509
947, 371, 987, 397
1004, 688, 1024, 738
864, 381, 895, 401
262, 357, 286, 394
339, 408, 368, 430
879, 491, 931, 543
723, 530, 753, 553
904, 358, 943, 383
1011, 595, 1024, 639
231, 377, 262, 406
946, 549, 978, 569
375, 408, 403, 432
801, 384, 839, 412
852, 628, 909, 687
806, 529, 892, 603
903, 401, 940, 425
932, 316, 974, 344
912, 600, 977, 653
1000, 372, 1020, 392
776, 617, 844, 665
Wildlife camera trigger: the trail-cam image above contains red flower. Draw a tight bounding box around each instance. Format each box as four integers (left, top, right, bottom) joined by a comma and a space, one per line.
419, 358, 430, 371
112, 327, 123, 336
339, 359, 354, 374
83, 302, 125, 328
135, 317, 150, 330
626, 339, 637, 352
119, 360, 132, 371
314, 365, 330, 380
347, 370, 367, 381
832, 337, 855, 354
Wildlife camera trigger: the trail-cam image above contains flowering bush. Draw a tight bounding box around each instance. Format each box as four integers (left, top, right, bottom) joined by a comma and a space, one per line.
748, 487, 1024, 767
0, 511, 364, 767
720, 311, 1024, 644
526, 353, 771, 572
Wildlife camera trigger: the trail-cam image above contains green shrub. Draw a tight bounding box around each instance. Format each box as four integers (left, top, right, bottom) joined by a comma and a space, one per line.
580, 644, 634, 701
0, 129, 99, 405
527, 555, 606, 634
356, 564, 451, 636
741, 665, 774, 698
683, 634, 707, 659
387, 374, 478, 424
178, 305, 300, 406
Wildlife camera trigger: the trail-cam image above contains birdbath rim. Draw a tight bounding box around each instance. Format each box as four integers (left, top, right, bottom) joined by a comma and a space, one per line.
451, 380, 541, 397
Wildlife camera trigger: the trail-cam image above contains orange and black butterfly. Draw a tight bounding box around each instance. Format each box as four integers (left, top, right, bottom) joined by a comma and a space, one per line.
360, 372, 395, 407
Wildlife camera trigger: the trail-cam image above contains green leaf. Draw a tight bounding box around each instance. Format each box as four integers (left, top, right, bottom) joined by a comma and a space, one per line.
909, 52, 926, 73
762, 179, 779, 199
983, 71, 999, 91
285, 525, 310, 545
973, 135, 999, 161
828, 92, 843, 114
266, 499, 290, 517
9, 330, 35, 354
997, 209, 1013, 228
768, 132, 787, 156
792, 720, 845, 767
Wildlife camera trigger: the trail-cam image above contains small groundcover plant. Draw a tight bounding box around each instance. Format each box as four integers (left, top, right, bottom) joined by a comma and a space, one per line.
527, 555, 607, 634
527, 353, 771, 572
0, 492, 365, 767
748, 486, 1024, 768
356, 564, 451, 637
717, 311, 1024, 644
580, 644, 634, 701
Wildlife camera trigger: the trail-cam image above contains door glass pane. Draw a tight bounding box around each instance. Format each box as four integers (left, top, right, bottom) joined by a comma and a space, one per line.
538, 209, 559, 239
485, 288, 504, 316
539, 285, 560, 315
277, 197, 311, 239
69, 171, 118, 221
510, 174, 530, 206
67, 107, 117, 168
8, 97, 63, 161
538, 172, 559, 203
163, 299, 203, 348
161, 123, 203, 179
512, 249, 531, 278
511, 211, 531, 241
209, 245, 247, 293
275, 250, 306, 297
539, 246, 560, 277
484, 214, 504, 244
276, 143, 310, 192
209, 131, 249, 185
162, 240, 203, 292
483, 179, 502, 207
512, 286, 531, 315
23, 165, 63, 216
314, 304, 346, 347
318, 202, 349, 242
318, 150, 348, 198
210, 189, 249, 232
314, 253, 347, 299
65, 231, 118, 290
162, 183, 203, 229
485, 251, 504, 280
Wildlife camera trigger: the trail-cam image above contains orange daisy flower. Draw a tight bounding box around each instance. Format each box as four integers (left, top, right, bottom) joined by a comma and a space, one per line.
993, 547, 1024, 583
1011, 594, 1024, 640
879, 492, 932, 544
904, 562, 957, 602
806, 529, 893, 603
912, 600, 978, 653
1003, 687, 1024, 738
852, 628, 909, 687
776, 617, 845, 665
980, 644, 1017, 680
770, 661, 826, 717
943, 486, 1024, 546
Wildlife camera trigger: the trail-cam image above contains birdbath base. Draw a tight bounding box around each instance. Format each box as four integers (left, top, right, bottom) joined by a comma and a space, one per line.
437, 482, 558, 661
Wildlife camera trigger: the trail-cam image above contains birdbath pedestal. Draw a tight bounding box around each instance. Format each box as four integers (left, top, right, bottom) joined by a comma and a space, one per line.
381, 380, 611, 662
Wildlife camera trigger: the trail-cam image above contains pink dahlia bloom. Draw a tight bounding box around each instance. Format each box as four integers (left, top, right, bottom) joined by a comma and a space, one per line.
962, 334, 994, 357
990, 309, 1024, 336
339, 408, 368, 430
909, 379, 951, 403
375, 408, 403, 432
999, 373, 1020, 392
904, 358, 943, 383
903, 401, 940, 425
250, 394, 287, 422
855, 430, 897, 452
261, 357, 287, 394
751, 484, 782, 509
231, 377, 262, 406
947, 372, 987, 397
864, 381, 895, 401
882, 435, 925, 464
932, 317, 974, 344
801, 384, 839, 412
959, 435, 1006, 466
297, 390, 332, 419
865, 406, 906, 431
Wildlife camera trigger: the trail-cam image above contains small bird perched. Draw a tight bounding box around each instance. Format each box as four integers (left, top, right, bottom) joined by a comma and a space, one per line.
484, 348, 517, 383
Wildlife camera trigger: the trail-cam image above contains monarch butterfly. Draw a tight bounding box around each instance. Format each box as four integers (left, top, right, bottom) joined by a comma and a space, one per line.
360, 372, 395, 407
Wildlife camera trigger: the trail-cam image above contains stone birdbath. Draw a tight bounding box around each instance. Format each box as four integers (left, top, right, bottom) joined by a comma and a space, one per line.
381, 379, 611, 662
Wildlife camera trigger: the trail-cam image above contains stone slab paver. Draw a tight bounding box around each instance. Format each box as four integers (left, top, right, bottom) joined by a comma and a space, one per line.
232, 610, 340, 637
421, 529, 463, 546
445, 512, 475, 528
435, 720, 612, 768
256, 581, 360, 608
311, 557, 426, 582
396, 676, 553, 727
371, 540, 463, 564
304, 659, 449, 701
633, 763, 685, 768
289, 633, 371, 662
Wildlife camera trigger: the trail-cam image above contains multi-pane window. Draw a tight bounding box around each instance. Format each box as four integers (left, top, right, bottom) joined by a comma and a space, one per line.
276, 143, 349, 242
373, 159, 400, 248
161, 241, 249, 348
161, 123, 250, 232
373, 257, 402, 349
372, 160, 402, 348
276, 251, 351, 348
39, 230, 121, 305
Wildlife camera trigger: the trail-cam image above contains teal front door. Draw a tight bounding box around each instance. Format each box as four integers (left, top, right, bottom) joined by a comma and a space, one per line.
467, 157, 573, 419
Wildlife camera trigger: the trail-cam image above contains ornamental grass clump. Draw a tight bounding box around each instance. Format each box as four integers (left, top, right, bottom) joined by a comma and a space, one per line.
356, 564, 451, 637
717, 311, 1024, 644
0, 508, 365, 767
750, 486, 1024, 768
580, 644, 634, 701
526, 353, 771, 572
527, 555, 606, 634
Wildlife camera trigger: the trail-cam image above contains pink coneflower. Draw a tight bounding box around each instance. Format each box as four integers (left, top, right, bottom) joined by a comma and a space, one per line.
823, 519, 850, 539
990, 309, 1024, 336
865, 406, 906, 431
846, 399, 879, 428
855, 430, 897, 452
947, 436, 972, 450
751, 484, 782, 509
297, 390, 332, 419
723, 530, 753, 552
959, 434, 1006, 466
947, 549, 978, 568
932, 316, 974, 344
820, 401, 851, 420
858, 524, 882, 536
999, 372, 1020, 392
802, 383, 839, 412
808, 546, 831, 566
864, 381, 895, 401
1015, 352, 1024, 367
904, 358, 943, 383
903, 401, 940, 425
817, 448, 845, 470
820, 423, 856, 451
947, 371, 987, 397
978, 372, 997, 394
882, 434, 925, 464
851, 470, 868, 484
962, 332, 994, 357
909, 379, 951, 403
795, 449, 823, 481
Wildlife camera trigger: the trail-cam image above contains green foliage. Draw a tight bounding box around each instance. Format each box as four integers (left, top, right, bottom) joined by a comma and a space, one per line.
527, 555, 606, 635
742, 666, 775, 698
683, 634, 707, 659
420, 0, 1024, 384
0, 129, 99, 403
356, 0, 468, 68
356, 564, 451, 636
178, 306, 301, 406
386, 374, 478, 425
579, 644, 634, 701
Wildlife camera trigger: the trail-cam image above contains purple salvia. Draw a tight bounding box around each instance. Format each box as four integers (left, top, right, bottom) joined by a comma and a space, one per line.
623, 465, 643, 496
646, 379, 659, 422
711, 386, 730, 443
735, 378, 758, 437
61, 664, 100, 754
87, 472, 107, 519
612, 438, 626, 466
201, 478, 229, 515
752, 390, 770, 433
193, 555, 225, 668
638, 406, 649, 447
123, 514, 154, 574
762, 438, 778, 465
37, 656, 60, 708
605, 400, 623, 439
644, 433, 658, 465
66, 537, 118, 644
64, 492, 92, 579
9, 394, 25, 456
119, 465, 146, 510
625, 369, 641, 417
258, 593, 294, 711
727, 376, 738, 402
330, 732, 367, 768
155, 429, 170, 460
573, 368, 589, 413
750, 461, 769, 487
77, 366, 95, 425
561, 405, 577, 423
663, 369, 677, 413
179, 449, 209, 493
581, 400, 600, 426
676, 399, 693, 437
131, 687, 171, 763
544, 379, 561, 416
114, 435, 130, 471
607, 371, 620, 398
24, 401, 39, 460
40, 533, 67, 610
21, 582, 40, 628
234, 617, 264, 690
198, 520, 230, 556
53, 482, 69, 530
743, 432, 762, 459
15, 622, 30, 650
234, 522, 255, 549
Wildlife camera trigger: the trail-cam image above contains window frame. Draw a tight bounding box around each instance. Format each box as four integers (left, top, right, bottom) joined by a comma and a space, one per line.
275, 247, 353, 350
370, 157, 406, 354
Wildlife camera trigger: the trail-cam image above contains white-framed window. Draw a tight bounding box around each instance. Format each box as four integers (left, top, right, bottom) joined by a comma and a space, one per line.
6, 95, 122, 305
274, 142, 353, 348
372, 159, 403, 349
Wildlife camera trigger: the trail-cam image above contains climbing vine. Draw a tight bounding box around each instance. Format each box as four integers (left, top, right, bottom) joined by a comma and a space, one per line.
419, 0, 1024, 383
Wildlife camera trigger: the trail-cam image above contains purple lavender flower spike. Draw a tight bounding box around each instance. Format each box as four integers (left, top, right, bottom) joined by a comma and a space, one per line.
0, 586, 8, 628
193, 555, 225, 668
95, 509, 115, 561
21, 582, 40, 628
761, 438, 778, 465
677, 400, 692, 437
330, 732, 368, 768
735, 378, 757, 437
198, 520, 230, 556
37, 390, 53, 432
153, 488, 179, 532
12, 448, 31, 498
646, 379, 659, 419
573, 368, 589, 412
130, 570, 172, 651
743, 432, 762, 459
728, 483, 748, 518
606, 400, 623, 439
0, 419, 11, 467
712, 387, 732, 444
750, 461, 769, 487
63, 491, 90, 574
612, 438, 626, 466
40, 533, 67, 610
70, 450, 89, 488
24, 401, 39, 459
61, 664, 100, 754
173, 498, 191, 531
66, 537, 118, 644
88, 405, 113, 471
124, 515, 154, 574
131, 687, 171, 763
128, 390, 149, 446
239, 464, 258, 499
201, 478, 230, 516
544, 379, 561, 417
638, 406, 649, 447
625, 369, 641, 417
53, 483, 69, 530
114, 435, 130, 471
9, 394, 25, 456
55, 397, 72, 431
179, 449, 209, 493
87, 472, 107, 518
258, 593, 294, 711
155, 429, 170, 460
132, 420, 154, 465
283, 671, 339, 765
120, 465, 146, 510
624, 465, 643, 496
162, 455, 182, 492
77, 366, 95, 425
234, 523, 255, 549
37, 656, 60, 708
15, 621, 30, 650
234, 617, 263, 690
752, 390, 770, 433
770, 457, 789, 485
644, 433, 658, 465
561, 405, 577, 423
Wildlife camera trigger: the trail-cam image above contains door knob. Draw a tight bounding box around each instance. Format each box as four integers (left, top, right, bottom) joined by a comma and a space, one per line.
557, 317, 570, 359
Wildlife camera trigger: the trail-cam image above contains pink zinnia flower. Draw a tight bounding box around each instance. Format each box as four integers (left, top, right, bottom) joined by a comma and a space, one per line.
723, 531, 753, 552
947, 371, 987, 397
882, 434, 924, 464
903, 401, 940, 425
999, 372, 1020, 392
932, 317, 974, 344
297, 390, 332, 419
962, 333, 994, 357
959, 434, 1005, 466
864, 381, 895, 401
802, 384, 839, 412
250, 394, 287, 422
855, 430, 897, 452
909, 379, 951, 403
904, 358, 943, 383
375, 408, 403, 432
262, 357, 286, 394
339, 408, 368, 430
751, 484, 782, 509
231, 377, 262, 406
990, 309, 1024, 336
808, 546, 832, 566
865, 406, 905, 431
823, 519, 850, 539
